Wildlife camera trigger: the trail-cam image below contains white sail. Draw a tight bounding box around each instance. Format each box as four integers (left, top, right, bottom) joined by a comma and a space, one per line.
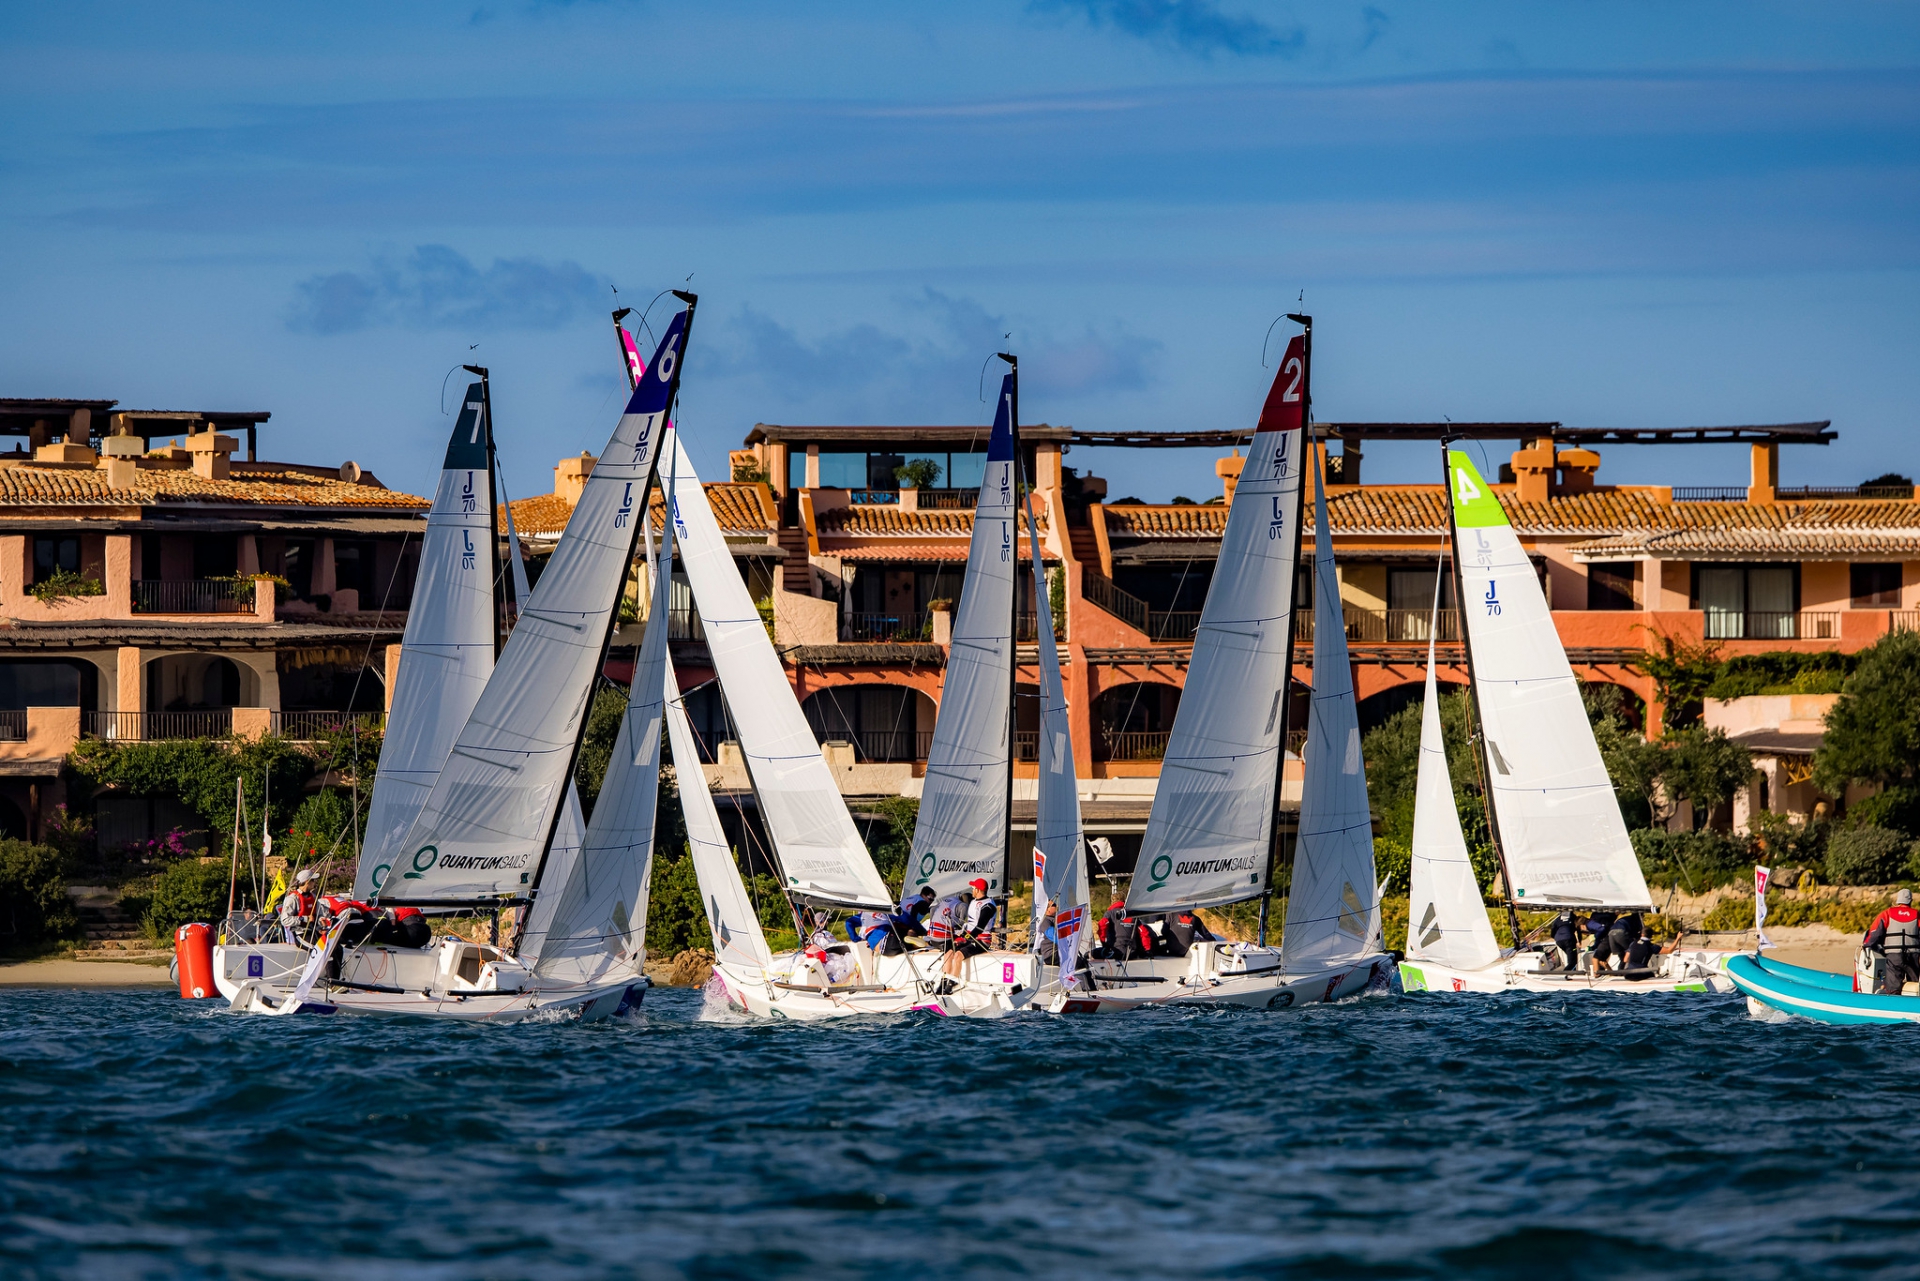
1282, 462, 1379, 967
907, 375, 1017, 899
666, 652, 774, 972
1128, 338, 1308, 913
520, 471, 679, 985
1447, 450, 1652, 909
1024, 487, 1086, 961
667, 433, 893, 910
379, 311, 690, 902
357, 387, 498, 898
1405, 581, 1503, 970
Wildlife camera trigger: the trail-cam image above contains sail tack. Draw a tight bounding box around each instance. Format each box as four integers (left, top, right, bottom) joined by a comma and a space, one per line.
1448, 450, 1653, 909
1127, 337, 1308, 913
380, 311, 690, 902
1282, 462, 1379, 967
907, 376, 1017, 899
357, 386, 501, 898
668, 433, 893, 910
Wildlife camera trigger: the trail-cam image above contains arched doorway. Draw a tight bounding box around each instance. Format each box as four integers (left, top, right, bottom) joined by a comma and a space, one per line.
1091, 682, 1180, 761
802, 684, 935, 762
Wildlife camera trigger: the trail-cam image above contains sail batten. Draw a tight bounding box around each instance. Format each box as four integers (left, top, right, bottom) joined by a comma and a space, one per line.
378, 312, 690, 903
1448, 450, 1653, 910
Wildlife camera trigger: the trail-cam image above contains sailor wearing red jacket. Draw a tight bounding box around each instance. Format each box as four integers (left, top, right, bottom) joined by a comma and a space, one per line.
1864, 888, 1920, 995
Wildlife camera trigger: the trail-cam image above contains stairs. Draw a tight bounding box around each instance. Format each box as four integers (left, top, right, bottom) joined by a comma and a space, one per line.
79, 900, 142, 945
777, 527, 811, 593
1068, 524, 1101, 573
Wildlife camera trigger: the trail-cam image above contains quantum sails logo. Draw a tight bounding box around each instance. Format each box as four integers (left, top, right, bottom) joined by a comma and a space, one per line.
1145, 854, 1257, 891
399, 844, 530, 881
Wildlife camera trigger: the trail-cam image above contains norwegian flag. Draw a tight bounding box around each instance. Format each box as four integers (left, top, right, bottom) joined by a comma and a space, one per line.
1056, 904, 1085, 940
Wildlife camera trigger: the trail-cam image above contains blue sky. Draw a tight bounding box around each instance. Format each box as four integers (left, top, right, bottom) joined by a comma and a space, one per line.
3, 1, 1918, 501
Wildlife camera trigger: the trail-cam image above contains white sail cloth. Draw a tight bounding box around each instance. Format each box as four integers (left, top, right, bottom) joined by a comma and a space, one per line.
1405, 585, 1503, 970
520, 476, 680, 985
666, 653, 774, 972
907, 375, 1017, 899
667, 433, 893, 909
381, 312, 688, 902
1024, 486, 1087, 969
357, 387, 498, 897
1282, 463, 1380, 967
1128, 341, 1307, 913
1447, 451, 1653, 909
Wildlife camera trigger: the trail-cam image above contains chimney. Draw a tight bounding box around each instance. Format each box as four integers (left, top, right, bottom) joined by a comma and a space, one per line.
1509, 435, 1556, 503
1555, 447, 1601, 495
1749, 442, 1778, 504
556, 452, 596, 505
1217, 448, 1244, 505
184, 432, 238, 480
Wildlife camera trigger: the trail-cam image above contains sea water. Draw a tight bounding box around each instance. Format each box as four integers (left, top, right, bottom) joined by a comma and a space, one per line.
2, 985, 1916, 1280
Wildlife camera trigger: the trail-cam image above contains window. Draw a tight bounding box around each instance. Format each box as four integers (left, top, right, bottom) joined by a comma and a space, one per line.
946, 451, 988, 489
191, 534, 237, 579
333, 541, 375, 596
789, 451, 807, 491
816, 450, 866, 488
797, 448, 994, 491
283, 540, 315, 597
1696, 564, 1797, 639
1587, 562, 1637, 611
31, 536, 79, 585
1852, 563, 1902, 608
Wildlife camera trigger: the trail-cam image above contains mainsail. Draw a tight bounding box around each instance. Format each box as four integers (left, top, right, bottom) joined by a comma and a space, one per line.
1405, 573, 1503, 970
1281, 461, 1380, 967
379, 308, 691, 902
519, 465, 680, 984
1447, 450, 1652, 909
357, 384, 501, 897
1024, 484, 1086, 965
1127, 337, 1308, 913
907, 372, 1017, 898
667, 433, 893, 909
666, 652, 774, 972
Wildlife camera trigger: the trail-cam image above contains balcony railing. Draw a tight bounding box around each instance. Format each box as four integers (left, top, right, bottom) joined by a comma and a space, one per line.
271, 711, 384, 740
1777, 484, 1915, 501
1672, 486, 1751, 502
1703, 610, 1841, 641
843, 611, 930, 643
1292, 607, 1459, 644
917, 488, 980, 510
0, 711, 25, 742
1015, 611, 1067, 642
1895, 611, 1920, 634
1081, 571, 1201, 641
131, 579, 254, 614
1014, 730, 1038, 762
86, 710, 234, 740
664, 607, 705, 641
813, 727, 933, 763
849, 489, 898, 505
1099, 730, 1170, 761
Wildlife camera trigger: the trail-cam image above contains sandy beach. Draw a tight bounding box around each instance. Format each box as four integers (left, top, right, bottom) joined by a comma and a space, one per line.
0, 958, 173, 988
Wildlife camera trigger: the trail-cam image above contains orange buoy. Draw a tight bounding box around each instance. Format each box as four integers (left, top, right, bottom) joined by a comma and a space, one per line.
175, 923, 216, 999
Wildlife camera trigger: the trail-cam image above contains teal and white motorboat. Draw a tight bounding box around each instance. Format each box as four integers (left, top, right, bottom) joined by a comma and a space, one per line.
1726, 952, 1920, 1025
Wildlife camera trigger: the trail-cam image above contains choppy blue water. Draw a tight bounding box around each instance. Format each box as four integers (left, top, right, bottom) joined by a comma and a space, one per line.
3, 985, 1917, 1280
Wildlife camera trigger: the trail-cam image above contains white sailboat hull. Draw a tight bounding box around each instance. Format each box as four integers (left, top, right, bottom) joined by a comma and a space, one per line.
706, 947, 1039, 1021
213, 940, 645, 1023
1045, 941, 1393, 1014
1398, 948, 1736, 995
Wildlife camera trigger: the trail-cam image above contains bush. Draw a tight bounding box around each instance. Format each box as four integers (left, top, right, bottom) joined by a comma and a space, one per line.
1633, 828, 1754, 891
1845, 786, 1920, 838
1373, 837, 1411, 895
855, 796, 919, 893
1708, 651, 1852, 700
1824, 826, 1912, 886
1816, 629, 1920, 795
142, 858, 232, 939
281, 790, 360, 864
68, 735, 317, 850
0, 840, 79, 952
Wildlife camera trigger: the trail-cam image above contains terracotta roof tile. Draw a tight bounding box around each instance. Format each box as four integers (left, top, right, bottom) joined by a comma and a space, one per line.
503, 481, 774, 539
816, 506, 1047, 538
501, 493, 575, 536
836, 543, 1058, 562
0, 462, 427, 511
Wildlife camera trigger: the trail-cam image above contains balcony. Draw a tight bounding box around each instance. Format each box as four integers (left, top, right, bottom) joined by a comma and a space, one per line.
811, 727, 933, 762
86, 710, 235, 740
1297, 607, 1461, 644
0, 711, 25, 742
271, 711, 384, 741
1081, 571, 1201, 641
917, 488, 980, 510
843, 611, 930, 643
1098, 730, 1170, 762
1704, 610, 1842, 641
131, 579, 255, 614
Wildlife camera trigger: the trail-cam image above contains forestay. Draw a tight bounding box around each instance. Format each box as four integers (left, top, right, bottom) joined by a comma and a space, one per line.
667, 433, 893, 909
1128, 337, 1307, 913
357, 387, 501, 898
1282, 464, 1380, 967
1024, 486, 1087, 965
666, 652, 774, 972
908, 377, 1016, 899
380, 312, 689, 902
1448, 450, 1652, 909
519, 469, 680, 985
1405, 579, 1503, 970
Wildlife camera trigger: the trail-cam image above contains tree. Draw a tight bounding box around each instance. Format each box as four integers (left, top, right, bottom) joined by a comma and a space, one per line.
1633, 631, 1722, 730
1657, 726, 1753, 826
1815, 629, 1920, 796
894, 457, 942, 489
1361, 688, 1486, 852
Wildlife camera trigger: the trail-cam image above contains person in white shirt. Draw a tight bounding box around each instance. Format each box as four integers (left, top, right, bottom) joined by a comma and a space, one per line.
938, 878, 999, 990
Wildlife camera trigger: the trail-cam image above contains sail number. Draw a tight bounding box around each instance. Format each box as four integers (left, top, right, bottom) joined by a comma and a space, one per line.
1282, 356, 1303, 403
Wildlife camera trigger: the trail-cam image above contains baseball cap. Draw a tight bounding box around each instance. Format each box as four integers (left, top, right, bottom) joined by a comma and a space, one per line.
968, 878, 988, 892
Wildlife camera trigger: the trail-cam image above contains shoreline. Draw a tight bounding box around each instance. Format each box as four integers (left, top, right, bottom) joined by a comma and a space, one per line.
0, 956, 174, 988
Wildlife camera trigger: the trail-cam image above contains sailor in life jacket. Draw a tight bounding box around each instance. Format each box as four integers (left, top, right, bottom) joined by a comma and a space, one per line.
936, 879, 999, 989
278, 868, 318, 940
1864, 888, 1920, 995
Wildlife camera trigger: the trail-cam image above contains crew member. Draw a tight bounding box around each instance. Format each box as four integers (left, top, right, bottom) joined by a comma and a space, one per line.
1546, 910, 1580, 972
278, 869, 318, 941
1623, 929, 1660, 975
1864, 889, 1920, 995
937, 878, 998, 990
1609, 911, 1644, 970
1035, 905, 1060, 965
1587, 910, 1620, 977
1160, 909, 1215, 958
1097, 897, 1150, 961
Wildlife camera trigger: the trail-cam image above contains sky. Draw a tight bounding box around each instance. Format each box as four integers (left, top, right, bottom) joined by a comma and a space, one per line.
3, 1, 1918, 502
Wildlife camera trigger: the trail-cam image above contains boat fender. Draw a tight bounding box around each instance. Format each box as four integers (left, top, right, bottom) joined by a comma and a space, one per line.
174, 923, 217, 999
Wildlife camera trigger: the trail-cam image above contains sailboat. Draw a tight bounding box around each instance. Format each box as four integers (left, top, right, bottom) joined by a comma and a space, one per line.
217, 299, 699, 1019
1397, 447, 1732, 995
668, 429, 1037, 1018
1059, 319, 1392, 1012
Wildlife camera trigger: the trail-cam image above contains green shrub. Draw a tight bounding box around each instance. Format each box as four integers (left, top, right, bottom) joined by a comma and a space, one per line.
142, 858, 232, 939
280, 790, 359, 864
1634, 828, 1754, 891
1846, 786, 1920, 838
855, 796, 919, 893
1825, 826, 1912, 886
0, 840, 79, 952
1373, 836, 1411, 895
27, 568, 105, 605
68, 735, 317, 847
1708, 650, 1853, 700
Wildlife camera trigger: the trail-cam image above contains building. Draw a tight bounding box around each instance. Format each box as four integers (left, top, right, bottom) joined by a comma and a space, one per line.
0, 398, 428, 842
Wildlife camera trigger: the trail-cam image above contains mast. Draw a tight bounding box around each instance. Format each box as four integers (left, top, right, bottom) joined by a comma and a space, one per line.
1001, 351, 1018, 941
1442, 437, 1524, 948
464, 363, 505, 659
523, 291, 697, 904
613, 308, 639, 392
1257, 313, 1312, 949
